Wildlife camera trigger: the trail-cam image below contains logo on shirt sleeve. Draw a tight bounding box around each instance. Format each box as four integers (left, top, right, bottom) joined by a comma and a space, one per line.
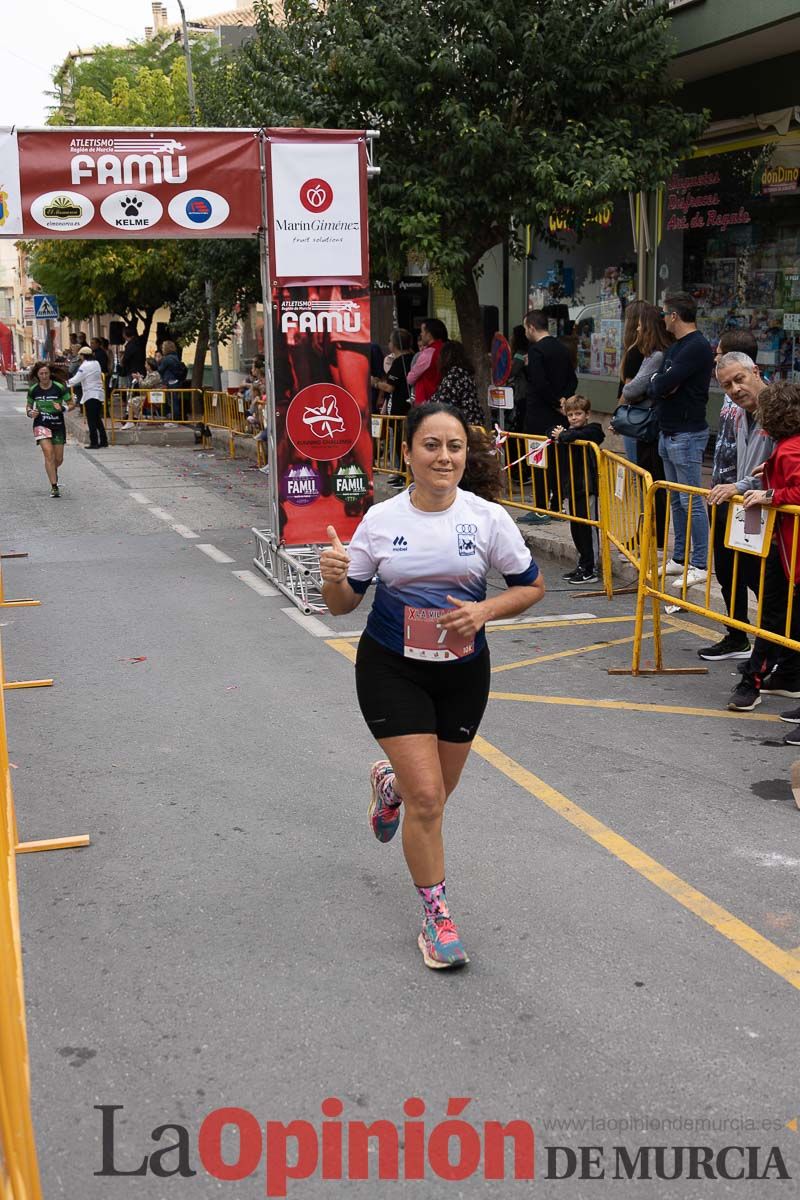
456, 523, 478, 556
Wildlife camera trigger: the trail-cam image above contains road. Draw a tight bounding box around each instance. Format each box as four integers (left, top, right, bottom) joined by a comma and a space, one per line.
1, 385, 798, 1198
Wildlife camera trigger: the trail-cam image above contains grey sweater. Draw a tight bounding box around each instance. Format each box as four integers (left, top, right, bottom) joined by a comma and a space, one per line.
621, 351, 664, 401
734, 410, 775, 494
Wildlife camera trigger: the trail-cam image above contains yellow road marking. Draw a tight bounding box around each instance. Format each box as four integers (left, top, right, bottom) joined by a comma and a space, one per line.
491, 628, 675, 674
488, 691, 781, 721
325, 637, 357, 663
472, 734, 800, 992
665, 614, 726, 641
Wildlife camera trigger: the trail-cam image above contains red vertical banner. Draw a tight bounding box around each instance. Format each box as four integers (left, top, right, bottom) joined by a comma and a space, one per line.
273, 286, 374, 547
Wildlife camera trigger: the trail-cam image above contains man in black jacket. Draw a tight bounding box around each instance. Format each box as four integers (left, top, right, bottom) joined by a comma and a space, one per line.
520, 309, 578, 523
120, 326, 146, 381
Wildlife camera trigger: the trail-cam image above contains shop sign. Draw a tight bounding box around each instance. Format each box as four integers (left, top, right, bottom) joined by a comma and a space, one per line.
547, 205, 613, 236
783, 313, 800, 332
666, 169, 750, 233
761, 166, 800, 196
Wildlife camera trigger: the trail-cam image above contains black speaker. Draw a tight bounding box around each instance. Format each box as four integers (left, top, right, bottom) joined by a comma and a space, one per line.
109, 320, 125, 345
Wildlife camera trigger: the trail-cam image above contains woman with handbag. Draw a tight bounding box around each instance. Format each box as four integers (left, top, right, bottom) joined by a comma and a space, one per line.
615, 302, 673, 548
615, 300, 647, 463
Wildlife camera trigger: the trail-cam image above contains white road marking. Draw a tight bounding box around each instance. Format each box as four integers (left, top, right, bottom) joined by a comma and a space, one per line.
128, 492, 151, 504
14, 406, 27, 414
171, 524, 199, 539
232, 569, 279, 597
281, 607, 335, 637
196, 543, 235, 564
147, 507, 175, 521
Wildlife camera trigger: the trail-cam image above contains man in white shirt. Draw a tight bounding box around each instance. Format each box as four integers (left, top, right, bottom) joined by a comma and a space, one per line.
70, 345, 108, 448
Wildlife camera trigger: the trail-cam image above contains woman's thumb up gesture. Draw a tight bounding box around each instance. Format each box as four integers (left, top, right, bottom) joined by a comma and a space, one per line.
319, 525, 351, 583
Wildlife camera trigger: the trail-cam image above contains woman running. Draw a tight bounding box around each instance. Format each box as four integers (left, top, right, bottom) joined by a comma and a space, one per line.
320, 403, 544, 969
25, 362, 72, 497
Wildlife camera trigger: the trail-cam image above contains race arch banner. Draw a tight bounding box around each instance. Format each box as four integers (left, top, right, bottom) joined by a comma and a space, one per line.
273, 285, 374, 548
0, 126, 261, 239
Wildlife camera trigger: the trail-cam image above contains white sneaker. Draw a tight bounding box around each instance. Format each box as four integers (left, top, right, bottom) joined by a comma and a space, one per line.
663, 558, 685, 576
120, 422, 134, 429
671, 566, 708, 590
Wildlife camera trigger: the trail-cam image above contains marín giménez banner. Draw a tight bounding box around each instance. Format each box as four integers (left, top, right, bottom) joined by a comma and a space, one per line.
266, 131, 369, 286
1, 128, 262, 239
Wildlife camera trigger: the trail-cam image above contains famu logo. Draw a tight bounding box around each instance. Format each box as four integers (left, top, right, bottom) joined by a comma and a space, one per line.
31, 191, 95, 231
280, 464, 321, 507
281, 300, 361, 336
333, 465, 368, 500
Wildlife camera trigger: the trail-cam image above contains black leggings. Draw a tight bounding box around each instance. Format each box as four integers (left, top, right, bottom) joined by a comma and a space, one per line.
355, 634, 491, 742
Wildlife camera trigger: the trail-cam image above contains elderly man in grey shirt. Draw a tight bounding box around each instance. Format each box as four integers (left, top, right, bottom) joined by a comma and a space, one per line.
696, 352, 775, 661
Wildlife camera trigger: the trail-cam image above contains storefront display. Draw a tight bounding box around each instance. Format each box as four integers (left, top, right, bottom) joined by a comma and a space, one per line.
657, 138, 800, 381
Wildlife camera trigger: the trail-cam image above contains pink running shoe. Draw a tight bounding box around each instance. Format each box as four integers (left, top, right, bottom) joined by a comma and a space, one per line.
368, 760, 401, 843
418, 914, 469, 969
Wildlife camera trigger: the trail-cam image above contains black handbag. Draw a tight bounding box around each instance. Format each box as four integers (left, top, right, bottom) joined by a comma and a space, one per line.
610, 401, 659, 443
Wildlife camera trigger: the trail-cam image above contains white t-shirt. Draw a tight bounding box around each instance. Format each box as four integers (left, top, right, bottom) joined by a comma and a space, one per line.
347, 486, 539, 658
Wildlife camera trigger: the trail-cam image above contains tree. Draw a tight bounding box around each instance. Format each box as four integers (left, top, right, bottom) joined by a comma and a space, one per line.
31, 35, 256, 377
207, 0, 706, 388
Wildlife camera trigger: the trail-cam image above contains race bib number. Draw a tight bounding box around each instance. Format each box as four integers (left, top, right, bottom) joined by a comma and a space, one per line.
404, 606, 475, 662
33, 425, 53, 440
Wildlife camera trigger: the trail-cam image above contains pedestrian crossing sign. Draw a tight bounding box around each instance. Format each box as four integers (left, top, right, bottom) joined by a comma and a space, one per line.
33, 294, 59, 320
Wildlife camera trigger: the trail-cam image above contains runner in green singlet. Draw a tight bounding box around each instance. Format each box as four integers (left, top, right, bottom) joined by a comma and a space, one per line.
25, 362, 74, 498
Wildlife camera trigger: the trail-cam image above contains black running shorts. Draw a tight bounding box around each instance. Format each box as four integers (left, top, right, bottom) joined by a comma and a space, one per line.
355, 633, 491, 743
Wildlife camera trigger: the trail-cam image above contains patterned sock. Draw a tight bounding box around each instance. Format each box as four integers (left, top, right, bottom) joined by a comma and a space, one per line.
377, 769, 402, 809
416, 880, 450, 922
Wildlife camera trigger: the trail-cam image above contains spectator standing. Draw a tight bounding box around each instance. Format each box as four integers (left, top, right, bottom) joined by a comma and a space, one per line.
157, 340, 188, 421
550, 394, 605, 584
620, 302, 673, 550
519, 309, 577, 524
373, 329, 415, 487
407, 318, 447, 406
616, 300, 647, 463
728, 382, 800, 717
70, 345, 108, 448
698, 330, 764, 659
508, 324, 528, 433
430, 341, 485, 426
120, 326, 146, 381
649, 291, 714, 587
90, 336, 109, 376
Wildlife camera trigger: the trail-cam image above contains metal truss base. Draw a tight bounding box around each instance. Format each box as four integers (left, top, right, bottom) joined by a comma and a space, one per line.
252, 528, 326, 614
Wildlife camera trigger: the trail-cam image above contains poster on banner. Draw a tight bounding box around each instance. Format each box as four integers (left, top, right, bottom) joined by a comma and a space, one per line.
0, 128, 23, 235
266, 132, 368, 285
8, 128, 261, 239
273, 285, 374, 547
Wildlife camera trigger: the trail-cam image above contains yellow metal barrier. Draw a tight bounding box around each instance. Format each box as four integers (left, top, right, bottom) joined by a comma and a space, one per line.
499, 432, 613, 597
619, 479, 800, 676
107, 388, 203, 444
203, 391, 254, 458
0, 633, 43, 1200
598, 450, 654, 578
371, 413, 407, 477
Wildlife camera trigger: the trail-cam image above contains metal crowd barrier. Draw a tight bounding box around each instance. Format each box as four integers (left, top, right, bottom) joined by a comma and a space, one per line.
598, 450, 654, 576
106, 388, 203, 443
371, 413, 407, 476
498, 432, 613, 597
203, 391, 257, 458
619, 479, 800, 676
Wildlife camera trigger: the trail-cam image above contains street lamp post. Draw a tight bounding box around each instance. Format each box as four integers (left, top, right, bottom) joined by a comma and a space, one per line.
176, 0, 222, 393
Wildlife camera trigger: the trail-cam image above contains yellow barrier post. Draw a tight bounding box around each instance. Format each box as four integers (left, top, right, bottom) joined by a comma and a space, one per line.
0, 561, 40, 610
0, 638, 45, 1200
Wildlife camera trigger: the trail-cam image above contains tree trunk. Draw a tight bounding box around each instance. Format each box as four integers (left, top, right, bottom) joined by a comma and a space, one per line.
141, 308, 156, 349
453, 264, 490, 419
192, 326, 209, 390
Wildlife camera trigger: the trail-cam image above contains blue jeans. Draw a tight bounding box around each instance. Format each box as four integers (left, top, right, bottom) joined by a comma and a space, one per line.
658, 429, 709, 568
622, 436, 639, 466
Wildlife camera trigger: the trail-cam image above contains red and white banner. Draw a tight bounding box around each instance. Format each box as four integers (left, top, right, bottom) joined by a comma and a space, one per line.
1, 128, 261, 239
273, 285, 373, 547
265, 129, 369, 286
